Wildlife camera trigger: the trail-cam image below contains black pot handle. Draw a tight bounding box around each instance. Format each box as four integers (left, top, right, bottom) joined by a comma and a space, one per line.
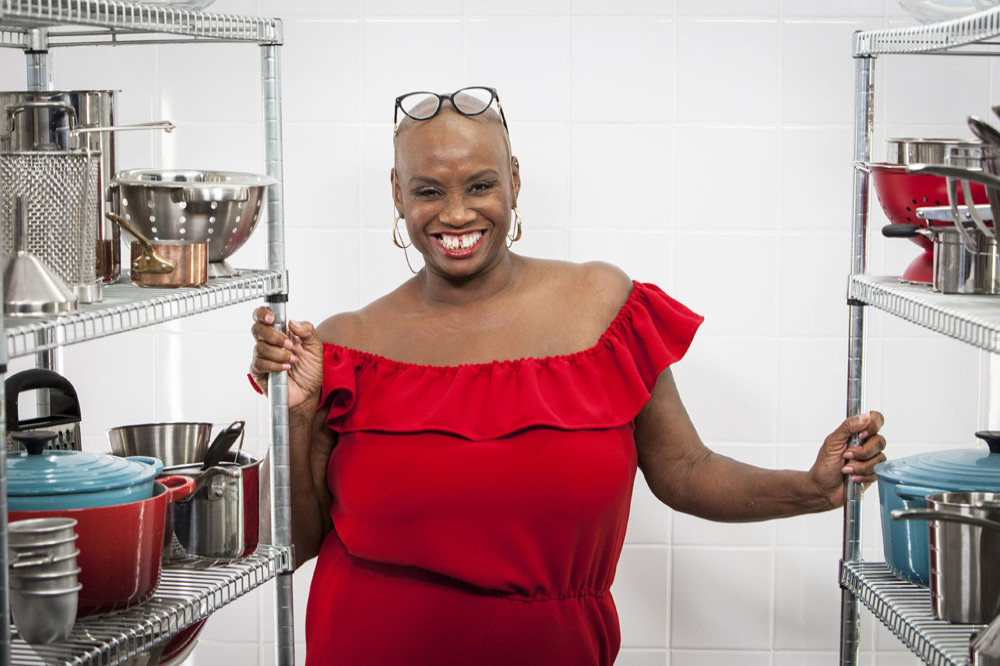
975, 431, 1000, 454
882, 223, 922, 238
4, 369, 82, 432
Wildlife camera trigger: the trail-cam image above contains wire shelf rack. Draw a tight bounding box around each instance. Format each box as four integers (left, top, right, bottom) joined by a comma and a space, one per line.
4, 268, 285, 359
9, 544, 292, 666
848, 275, 1000, 353
854, 6, 1000, 56
0, 0, 282, 45
841, 561, 984, 666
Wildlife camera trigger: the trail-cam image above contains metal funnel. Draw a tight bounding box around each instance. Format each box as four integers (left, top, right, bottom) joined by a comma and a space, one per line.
3, 196, 78, 316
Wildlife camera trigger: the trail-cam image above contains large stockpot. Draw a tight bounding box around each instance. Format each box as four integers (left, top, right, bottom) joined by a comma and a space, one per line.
876, 431, 1000, 586
892, 492, 1000, 624
9, 476, 195, 616
0, 90, 121, 283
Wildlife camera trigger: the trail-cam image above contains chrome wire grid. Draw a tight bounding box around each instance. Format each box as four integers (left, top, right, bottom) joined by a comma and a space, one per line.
9, 545, 292, 666
849, 275, 1000, 353
0, 0, 282, 45
841, 561, 984, 666
4, 268, 284, 358
854, 6, 1000, 56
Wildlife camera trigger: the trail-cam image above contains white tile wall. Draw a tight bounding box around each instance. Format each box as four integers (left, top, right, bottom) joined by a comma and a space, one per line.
6, 0, 987, 663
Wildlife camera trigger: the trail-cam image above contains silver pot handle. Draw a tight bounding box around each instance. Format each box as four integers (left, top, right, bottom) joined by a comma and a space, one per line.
68, 120, 175, 136
176, 464, 241, 503
5, 100, 77, 128
892, 507, 1000, 530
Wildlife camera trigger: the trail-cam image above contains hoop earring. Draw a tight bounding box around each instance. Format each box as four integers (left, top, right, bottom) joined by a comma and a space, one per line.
507, 206, 523, 247
392, 211, 419, 274
392, 211, 411, 249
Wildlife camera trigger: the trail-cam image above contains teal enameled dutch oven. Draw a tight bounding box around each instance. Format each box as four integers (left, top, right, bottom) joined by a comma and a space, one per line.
8, 430, 164, 511
876, 431, 1000, 586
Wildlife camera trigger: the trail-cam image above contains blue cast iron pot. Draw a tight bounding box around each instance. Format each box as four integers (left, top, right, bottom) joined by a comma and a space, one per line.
7, 430, 163, 511
876, 430, 1000, 586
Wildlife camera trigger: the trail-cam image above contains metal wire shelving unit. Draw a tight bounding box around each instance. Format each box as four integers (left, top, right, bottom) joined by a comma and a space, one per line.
842, 7, 1000, 666
0, 1, 295, 665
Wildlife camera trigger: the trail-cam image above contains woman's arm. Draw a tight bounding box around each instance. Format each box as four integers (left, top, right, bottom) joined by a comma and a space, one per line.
287, 401, 335, 565
634, 367, 886, 521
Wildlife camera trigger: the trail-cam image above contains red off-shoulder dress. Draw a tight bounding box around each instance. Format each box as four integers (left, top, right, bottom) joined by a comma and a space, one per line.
305, 282, 702, 665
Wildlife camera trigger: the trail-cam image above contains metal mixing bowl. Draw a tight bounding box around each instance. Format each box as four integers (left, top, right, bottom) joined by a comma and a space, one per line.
107, 421, 214, 468
112, 169, 275, 277
10, 584, 80, 644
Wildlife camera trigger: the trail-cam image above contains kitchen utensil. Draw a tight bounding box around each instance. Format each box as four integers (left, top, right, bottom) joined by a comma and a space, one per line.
161, 463, 243, 562
1, 90, 171, 284
225, 451, 262, 557
892, 492, 1000, 624
8, 517, 77, 545
886, 137, 982, 166
876, 430, 1000, 585
0, 148, 102, 302
8, 567, 81, 591
9, 476, 195, 616
969, 117, 1000, 147
106, 211, 208, 287
882, 223, 1000, 294
858, 162, 989, 250
5, 368, 83, 451
107, 421, 215, 467
7, 430, 163, 510
9, 538, 78, 560
3, 195, 78, 316
10, 584, 81, 644
898, 0, 986, 22
201, 420, 244, 470
113, 168, 276, 277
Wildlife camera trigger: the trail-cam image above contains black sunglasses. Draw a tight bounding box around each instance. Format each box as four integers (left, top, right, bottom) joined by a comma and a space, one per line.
393, 86, 509, 135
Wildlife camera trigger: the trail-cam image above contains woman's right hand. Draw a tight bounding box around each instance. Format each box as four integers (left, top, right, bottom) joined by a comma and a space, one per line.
250, 307, 324, 411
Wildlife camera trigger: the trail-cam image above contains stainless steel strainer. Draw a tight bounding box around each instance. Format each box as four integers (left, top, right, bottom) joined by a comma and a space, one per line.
0, 149, 102, 303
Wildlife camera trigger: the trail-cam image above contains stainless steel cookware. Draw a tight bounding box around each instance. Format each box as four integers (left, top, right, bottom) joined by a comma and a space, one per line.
106, 421, 214, 467
112, 169, 276, 277
162, 462, 244, 563
3, 195, 78, 316
892, 492, 1000, 624
882, 223, 1000, 294
0, 148, 102, 302
887, 137, 982, 166
974, 612, 1000, 665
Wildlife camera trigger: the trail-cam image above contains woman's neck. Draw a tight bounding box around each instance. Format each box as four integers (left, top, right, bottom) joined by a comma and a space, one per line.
415, 252, 522, 309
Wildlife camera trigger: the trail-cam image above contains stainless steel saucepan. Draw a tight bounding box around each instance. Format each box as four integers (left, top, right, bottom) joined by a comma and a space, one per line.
893, 492, 1000, 624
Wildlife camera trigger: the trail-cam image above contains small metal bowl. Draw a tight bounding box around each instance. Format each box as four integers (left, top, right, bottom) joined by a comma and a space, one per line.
9, 534, 79, 558
9, 567, 81, 592
8, 517, 77, 545
10, 549, 80, 575
10, 584, 80, 644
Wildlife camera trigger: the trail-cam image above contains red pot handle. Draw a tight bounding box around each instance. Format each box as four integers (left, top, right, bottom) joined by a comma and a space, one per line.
159, 475, 196, 503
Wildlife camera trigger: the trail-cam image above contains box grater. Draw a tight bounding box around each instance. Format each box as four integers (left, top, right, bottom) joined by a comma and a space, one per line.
5, 368, 82, 451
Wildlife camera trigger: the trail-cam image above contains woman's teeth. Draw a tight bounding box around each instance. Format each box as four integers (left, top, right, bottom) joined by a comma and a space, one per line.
437, 231, 484, 250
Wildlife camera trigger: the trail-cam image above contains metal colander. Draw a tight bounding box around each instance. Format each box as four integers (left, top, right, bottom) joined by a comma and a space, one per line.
0, 149, 102, 303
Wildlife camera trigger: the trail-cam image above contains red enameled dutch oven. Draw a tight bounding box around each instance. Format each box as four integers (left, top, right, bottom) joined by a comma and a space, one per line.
9, 476, 195, 616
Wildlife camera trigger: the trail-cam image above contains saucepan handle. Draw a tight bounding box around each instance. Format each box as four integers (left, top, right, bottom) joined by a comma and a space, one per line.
892, 508, 1000, 531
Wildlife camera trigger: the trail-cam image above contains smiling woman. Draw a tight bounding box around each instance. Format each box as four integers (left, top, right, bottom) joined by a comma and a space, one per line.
248, 86, 887, 666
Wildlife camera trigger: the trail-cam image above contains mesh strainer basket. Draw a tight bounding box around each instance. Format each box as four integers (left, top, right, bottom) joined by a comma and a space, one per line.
0, 150, 102, 303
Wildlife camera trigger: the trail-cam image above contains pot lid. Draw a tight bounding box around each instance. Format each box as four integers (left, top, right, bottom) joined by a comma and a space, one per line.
875, 431, 1000, 492
7, 430, 160, 497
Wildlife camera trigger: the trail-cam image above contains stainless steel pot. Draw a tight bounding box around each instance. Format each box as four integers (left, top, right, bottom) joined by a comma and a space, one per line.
887, 137, 982, 166
882, 223, 1000, 294
892, 492, 1000, 624
162, 463, 244, 563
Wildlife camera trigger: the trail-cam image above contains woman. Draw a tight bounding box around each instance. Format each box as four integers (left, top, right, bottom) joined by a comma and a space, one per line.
249, 86, 886, 666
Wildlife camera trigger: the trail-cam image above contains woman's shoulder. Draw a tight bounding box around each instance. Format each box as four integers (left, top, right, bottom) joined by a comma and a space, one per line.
524, 257, 634, 317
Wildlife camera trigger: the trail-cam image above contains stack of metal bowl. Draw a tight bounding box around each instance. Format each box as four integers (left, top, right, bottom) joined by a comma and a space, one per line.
8, 517, 82, 644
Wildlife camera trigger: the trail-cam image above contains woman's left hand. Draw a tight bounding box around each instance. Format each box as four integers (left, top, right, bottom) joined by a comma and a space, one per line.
809, 411, 887, 509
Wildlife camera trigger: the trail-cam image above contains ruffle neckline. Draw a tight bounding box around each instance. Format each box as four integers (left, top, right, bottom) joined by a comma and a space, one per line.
319, 281, 703, 441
